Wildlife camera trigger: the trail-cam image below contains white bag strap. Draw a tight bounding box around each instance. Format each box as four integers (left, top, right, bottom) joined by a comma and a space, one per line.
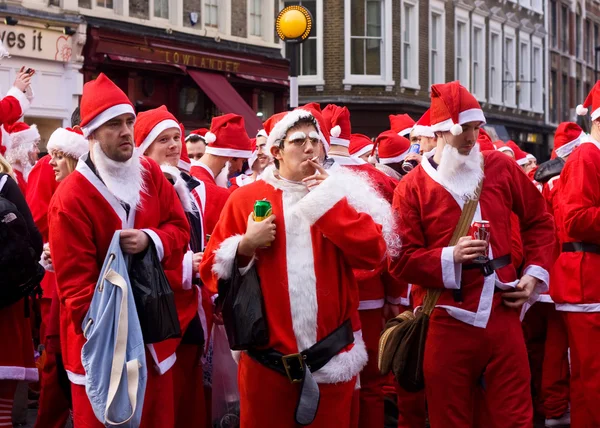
103, 268, 140, 426
0, 175, 8, 193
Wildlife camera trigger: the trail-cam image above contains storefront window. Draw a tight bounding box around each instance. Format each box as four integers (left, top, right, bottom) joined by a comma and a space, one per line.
257, 91, 274, 122
154, 0, 169, 19
284, 0, 317, 76
179, 87, 202, 117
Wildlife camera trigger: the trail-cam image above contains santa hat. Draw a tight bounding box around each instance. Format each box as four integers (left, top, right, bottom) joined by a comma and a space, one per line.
412, 109, 435, 138
496, 141, 514, 156
265, 109, 320, 152
505, 140, 529, 166
430, 81, 486, 136
322, 104, 351, 147
204, 113, 252, 158
576, 81, 600, 119
248, 138, 258, 169
178, 122, 191, 171
297, 103, 331, 152
256, 129, 268, 139
46, 127, 88, 159
185, 127, 209, 142
373, 130, 411, 165
389, 114, 415, 137
79, 73, 135, 139
554, 122, 585, 159
349, 133, 374, 158
477, 128, 496, 152
134, 105, 180, 154
2, 121, 39, 157
526, 153, 536, 162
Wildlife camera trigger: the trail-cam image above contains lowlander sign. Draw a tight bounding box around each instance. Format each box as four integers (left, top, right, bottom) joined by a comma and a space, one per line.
0, 25, 73, 62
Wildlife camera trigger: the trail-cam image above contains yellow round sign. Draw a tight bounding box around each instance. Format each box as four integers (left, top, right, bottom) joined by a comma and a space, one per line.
276, 5, 312, 42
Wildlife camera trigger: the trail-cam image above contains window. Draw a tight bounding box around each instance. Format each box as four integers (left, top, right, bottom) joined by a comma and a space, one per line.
249, 0, 262, 37
576, 9, 582, 58
550, 70, 557, 123
350, 0, 383, 76
532, 0, 542, 11
521, 0, 532, 9
519, 38, 531, 110
562, 5, 569, 53
455, 14, 469, 89
596, 23, 600, 57
562, 73, 569, 121
472, 21, 486, 100
550, 0, 557, 48
284, 1, 319, 79
532, 44, 543, 112
257, 91, 274, 120
429, 4, 445, 86
586, 20, 591, 63
205, 0, 219, 28
402, 0, 419, 87
154, 0, 168, 19
489, 29, 502, 104
97, 0, 113, 8
576, 78, 581, 108
504, 33, 517, 107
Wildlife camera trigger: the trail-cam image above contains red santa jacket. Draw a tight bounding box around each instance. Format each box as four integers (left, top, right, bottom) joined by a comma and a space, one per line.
26, 156, 59, 241
48, 156, 191, 382
200, 166, 388, 384
228, 173, 256, 192
0, 86, 30, 147
390, 151, 555, 328
190, 162, 231, 235
552, 140, 600, 310
330, 155, 407, 307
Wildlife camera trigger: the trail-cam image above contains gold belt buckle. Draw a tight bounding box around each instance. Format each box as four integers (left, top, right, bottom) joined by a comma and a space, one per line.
281, 353, 304, 383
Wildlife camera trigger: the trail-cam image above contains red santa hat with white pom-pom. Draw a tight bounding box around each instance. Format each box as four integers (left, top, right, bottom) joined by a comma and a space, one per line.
370, 130, 411, 164
430, 81, 486, 136
204, 113, 252, 158
412, 109, 435, 138
389, 114, 415, 137
46, 127, 88, 159
553, 122, 585, 159
577, 81, 600, 119
322, 104, 351, 147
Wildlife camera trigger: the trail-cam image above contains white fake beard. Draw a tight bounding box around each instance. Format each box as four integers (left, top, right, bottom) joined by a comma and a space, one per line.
215, 161, 230, 189
437, 143, 484, 201
92, 142, 146, 208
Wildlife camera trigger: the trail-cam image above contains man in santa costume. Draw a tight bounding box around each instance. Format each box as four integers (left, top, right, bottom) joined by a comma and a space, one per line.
0, 65, 34, 153
134, 106, 210, 428
390, 81, 555, 427
48, 73, 190, 427
185, 127, 208, 161
200, 108, 398, 427
370, 130, 411, 182
228, 130, 271, 191
549, 82, 600, 427
3, 121, 40, 196
410, 109, 437, 153
190, 114, 252, 234
349, 133, 374, 164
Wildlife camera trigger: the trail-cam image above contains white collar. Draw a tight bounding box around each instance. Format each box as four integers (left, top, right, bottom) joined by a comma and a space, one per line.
329, 154, 366, 166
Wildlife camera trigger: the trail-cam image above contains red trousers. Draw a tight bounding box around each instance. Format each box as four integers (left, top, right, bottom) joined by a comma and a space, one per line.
238, 352, 355, 427
357, 309, 385, 428
424, 303, 533, 428
35, 336, 70, 428
541, 306, 570, 419
172, 344, 207, 428
71, 349, 175, 428
564, 311, 600, 428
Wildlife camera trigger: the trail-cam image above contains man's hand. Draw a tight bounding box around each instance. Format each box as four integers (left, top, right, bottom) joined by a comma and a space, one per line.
238, 213, 276, 257
120, 229, 150, 254
302, 159, 329, 190
14, 67, 32, 92
453, 236, 488, 264
404, 153, 422, 165
502, 274, 539, 308
383, 303, 401, 322
192, 252, 203, 275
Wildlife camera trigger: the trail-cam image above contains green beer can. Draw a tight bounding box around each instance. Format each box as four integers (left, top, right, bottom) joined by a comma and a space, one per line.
253, 199, 272, 222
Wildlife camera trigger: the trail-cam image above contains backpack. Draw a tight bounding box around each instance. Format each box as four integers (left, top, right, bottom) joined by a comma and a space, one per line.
0, 174, 44, 309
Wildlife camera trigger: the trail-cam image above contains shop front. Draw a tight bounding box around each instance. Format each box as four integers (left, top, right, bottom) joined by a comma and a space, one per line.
0, 14, 85, 150
83, 17, 289, 137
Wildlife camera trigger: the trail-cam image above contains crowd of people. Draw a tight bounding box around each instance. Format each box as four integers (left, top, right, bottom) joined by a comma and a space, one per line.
1, 58, 599, 428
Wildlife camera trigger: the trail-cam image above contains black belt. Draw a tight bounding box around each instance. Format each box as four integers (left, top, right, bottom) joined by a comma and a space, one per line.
454, 254, 512, 302
247, 319, 354, 425
562, 242, 600, 255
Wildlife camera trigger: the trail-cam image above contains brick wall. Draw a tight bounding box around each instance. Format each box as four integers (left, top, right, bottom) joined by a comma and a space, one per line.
232, 0, 248, 38
183, 0, 201, 28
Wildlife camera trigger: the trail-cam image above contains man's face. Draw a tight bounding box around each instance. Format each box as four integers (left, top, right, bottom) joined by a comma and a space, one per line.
145, 127, 181, 167
92, 113, 135, 162
186, 138, 205, 161
28, 139, 40, 165
229, 157, 245, 174
419, 136, 437, 154
272, 122, 319, 179
255, 136, 270, 171
439, 122, 481, 156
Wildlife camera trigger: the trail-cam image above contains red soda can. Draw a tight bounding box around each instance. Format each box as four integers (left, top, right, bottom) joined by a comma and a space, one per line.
472, 220, 490, 263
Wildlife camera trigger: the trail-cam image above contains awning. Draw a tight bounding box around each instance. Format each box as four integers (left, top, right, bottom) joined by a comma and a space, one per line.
236, 73, 289, 87
188, 69, 263, 136
484, 124, 511, 142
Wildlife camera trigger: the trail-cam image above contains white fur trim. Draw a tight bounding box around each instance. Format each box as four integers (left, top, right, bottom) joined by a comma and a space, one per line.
178, 159, 191, 172
330, 136, 351, 147
441, 246, 461, 289
141, 229, 164, 261
399, 127, 413, 137
516, 157, 529, 166
256, 129, 268, 138
526, 154, 536, 161
312, 330, 368, 384
266, 109, 321, 152
411, 125, 435, 138
211, 234, 244, 280
9, 124, 40, 148
0, 366, 39, 382
537, 294, 554, 303
137, 119, 180, 155
330, 125, 341, 138
450, 123, 464, 136
160, 164, 194, 212
458, 108, 486, 125
358, 299, 385, 310
380, 148, 411, 165
146, 345, 176, 374
204, 131, 216, 144
47, 128, 88, 159
497, 146, 515, 156
6, 86, 29, 115
576, 104, 588, 116
523, 264, 549, 295
555, 133, 584, 158
67, 371, 86, 385
182, 250, 194, 291
204, 146, 252, 158
591, 107, 600, 121
555, 303, 600, 312
82, 104, 136, 138
352, 144, 374, 159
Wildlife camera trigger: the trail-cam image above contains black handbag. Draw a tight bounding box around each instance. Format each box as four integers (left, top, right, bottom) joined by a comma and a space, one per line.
534, 157, 565, 183
129, 240, 181, 344
217, 258, 269, 351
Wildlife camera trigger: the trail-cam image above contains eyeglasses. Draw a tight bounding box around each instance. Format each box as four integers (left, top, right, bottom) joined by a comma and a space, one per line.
283, 136, 320, 147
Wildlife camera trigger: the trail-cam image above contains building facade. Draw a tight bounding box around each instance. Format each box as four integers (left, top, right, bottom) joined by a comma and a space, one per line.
286, 0, 554, 159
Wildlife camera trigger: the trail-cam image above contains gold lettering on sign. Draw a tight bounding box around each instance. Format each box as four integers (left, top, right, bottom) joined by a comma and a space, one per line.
157, 49, 241, 71
182, 54, 191, 65
200, 57, 207, 68
173, 52, 180, 64
217, 60, 223, 70
232, 62, 240, 72
165, 51, 171, 63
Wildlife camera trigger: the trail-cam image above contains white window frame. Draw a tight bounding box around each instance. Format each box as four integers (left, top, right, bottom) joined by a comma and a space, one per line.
248, 0, 273, 42
532, 0, 543, 13
202, 0, 230, 34
455, 7, 470, 91
150, 0, 170, 21
401, 0, 419, 89
429, 0, 445, 86
281, 0, 324, 86
504, 26, 517, 108
471, 14, 486, 102
343, 0, 394, 87
518, 31, 531, 111
489, 21, 503, 105
520, 0, 532, 10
